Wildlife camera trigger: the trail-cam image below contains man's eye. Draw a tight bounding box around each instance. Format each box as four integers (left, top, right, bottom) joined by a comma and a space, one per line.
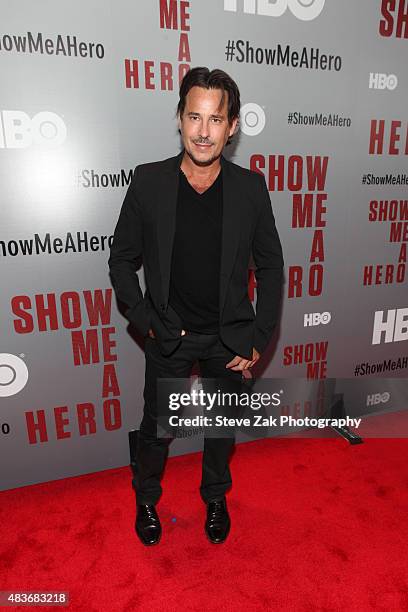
212, 118, 222, 123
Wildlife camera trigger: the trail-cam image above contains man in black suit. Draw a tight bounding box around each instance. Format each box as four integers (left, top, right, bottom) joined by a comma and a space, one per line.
108, 67, 284, 546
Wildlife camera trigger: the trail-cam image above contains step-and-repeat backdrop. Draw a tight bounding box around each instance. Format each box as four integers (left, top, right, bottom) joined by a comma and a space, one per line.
1, 0, 407, 490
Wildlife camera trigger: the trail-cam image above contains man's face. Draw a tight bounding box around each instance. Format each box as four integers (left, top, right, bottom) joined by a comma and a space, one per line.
178, 86, 238, 167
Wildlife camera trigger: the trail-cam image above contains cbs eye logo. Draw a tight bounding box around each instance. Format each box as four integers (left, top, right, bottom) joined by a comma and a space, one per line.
0, 354, 29, 397
240, 103, 266, 136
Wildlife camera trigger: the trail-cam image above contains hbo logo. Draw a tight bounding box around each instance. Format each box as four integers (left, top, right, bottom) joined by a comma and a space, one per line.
369, 73, 398, 91
0, 353, 29, 397
240, 103, 266, 136
0, 110, 67, 149
224, 0, 325, 21
372, 307, 408, 344
303, 311, 331, 327
366, 392, 390, 407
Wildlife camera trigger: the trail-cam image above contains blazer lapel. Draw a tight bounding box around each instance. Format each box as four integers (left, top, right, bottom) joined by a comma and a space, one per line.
219, 154, 241, 317
156, 150, 184, 307
157, 150, 241, 314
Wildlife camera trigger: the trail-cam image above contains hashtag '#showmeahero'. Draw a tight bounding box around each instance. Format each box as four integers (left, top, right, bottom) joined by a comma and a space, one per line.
225, 40, 235, 61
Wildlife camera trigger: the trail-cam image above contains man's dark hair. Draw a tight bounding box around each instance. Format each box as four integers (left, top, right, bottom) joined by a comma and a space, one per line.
176, 67, 240, 145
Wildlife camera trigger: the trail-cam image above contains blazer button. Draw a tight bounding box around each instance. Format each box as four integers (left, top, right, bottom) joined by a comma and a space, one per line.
160, 303, 166, 311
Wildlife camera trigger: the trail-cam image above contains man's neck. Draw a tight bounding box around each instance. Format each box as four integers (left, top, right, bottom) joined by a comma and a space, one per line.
180, 152, 222, 183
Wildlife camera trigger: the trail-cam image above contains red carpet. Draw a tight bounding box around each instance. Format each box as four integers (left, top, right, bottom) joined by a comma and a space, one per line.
1, 434, 408, 611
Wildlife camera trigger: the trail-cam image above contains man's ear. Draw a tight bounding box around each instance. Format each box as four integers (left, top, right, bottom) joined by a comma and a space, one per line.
177, 113, 182, 132
229, 116, 239, 138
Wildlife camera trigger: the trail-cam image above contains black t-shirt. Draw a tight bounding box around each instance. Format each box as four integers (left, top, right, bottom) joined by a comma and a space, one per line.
168, 168, 223, 333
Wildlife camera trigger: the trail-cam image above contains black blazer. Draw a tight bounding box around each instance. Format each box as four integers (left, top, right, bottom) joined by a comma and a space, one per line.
108, 149, 284, 359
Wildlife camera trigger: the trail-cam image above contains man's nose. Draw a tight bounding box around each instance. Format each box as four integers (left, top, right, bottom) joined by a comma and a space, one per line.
199, 119, 210, 139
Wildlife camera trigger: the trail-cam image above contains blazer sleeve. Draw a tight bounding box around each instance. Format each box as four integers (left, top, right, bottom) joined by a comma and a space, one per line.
108, 165, 151, 337
252, 173, 284, 354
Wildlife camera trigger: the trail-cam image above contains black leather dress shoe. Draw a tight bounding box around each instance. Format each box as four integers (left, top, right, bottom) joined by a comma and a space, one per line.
135, 504, 162, 546
205, 497, 231, 544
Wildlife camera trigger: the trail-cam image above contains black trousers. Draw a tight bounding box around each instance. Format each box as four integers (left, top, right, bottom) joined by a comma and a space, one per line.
132, 332, 243, 505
